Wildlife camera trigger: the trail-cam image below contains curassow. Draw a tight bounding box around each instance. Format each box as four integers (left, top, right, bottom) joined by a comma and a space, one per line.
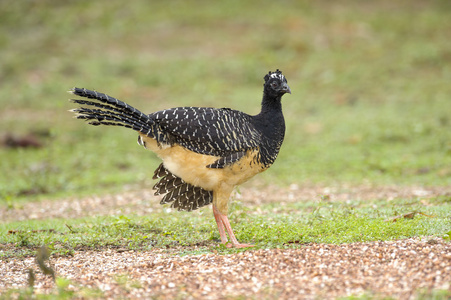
70, 69, 291, 248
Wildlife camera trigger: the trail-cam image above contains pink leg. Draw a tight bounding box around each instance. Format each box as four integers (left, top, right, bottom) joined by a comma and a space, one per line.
212, 205, 254, 248
212, 205, 228, 244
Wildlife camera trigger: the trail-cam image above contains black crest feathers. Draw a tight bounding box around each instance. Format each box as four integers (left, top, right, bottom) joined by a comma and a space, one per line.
264, 69, 287, 84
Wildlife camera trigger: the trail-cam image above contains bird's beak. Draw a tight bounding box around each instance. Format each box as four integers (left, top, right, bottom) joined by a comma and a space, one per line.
282, 83, 291, 94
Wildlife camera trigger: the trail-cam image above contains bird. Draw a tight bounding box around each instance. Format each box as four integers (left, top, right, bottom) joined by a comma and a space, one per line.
69, 69, 291, 248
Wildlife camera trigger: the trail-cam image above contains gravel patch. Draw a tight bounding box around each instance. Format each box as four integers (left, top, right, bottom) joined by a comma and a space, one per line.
1, 238, 450, 299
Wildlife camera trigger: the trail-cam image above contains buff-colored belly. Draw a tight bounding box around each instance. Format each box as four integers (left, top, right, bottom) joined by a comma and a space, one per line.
139, 135, 266, 191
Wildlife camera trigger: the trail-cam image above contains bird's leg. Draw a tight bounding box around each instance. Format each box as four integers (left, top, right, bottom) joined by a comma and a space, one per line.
212, 205, 254, 248
212, 205, 228, 245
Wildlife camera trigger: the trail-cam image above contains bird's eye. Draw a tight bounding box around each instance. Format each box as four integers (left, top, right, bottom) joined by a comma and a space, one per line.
270, 81, 279, 88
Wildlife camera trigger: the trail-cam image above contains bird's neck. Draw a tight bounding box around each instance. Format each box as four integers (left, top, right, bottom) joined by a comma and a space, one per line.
253, 93, 285, 133
252, 92, 285, 167
258, 93, 283, 116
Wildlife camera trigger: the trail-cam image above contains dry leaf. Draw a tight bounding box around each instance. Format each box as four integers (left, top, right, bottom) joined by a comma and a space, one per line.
384, 211, 435, 222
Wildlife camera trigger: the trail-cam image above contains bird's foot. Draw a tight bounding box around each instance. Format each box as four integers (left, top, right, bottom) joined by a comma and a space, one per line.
224, 242, 255, 248
233, 243, 255, 248
213, 205, 255, 249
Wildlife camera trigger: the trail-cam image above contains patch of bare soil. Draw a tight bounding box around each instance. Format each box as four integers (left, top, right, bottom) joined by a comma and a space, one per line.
1, 184, 450, 222
1, 239, 450, 299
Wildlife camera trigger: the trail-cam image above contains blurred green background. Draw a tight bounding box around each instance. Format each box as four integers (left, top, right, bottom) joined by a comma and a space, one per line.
1, 0, 450, 202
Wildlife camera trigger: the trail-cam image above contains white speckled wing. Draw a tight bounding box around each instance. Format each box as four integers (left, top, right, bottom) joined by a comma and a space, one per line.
149, 107, 261, 157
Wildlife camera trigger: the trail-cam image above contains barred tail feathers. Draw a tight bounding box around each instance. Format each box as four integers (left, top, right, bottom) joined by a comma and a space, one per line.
152, 163, 213, 211
70, 87, 154, 136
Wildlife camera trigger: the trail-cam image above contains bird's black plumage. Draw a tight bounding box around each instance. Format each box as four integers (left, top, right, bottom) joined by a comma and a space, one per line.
148, 107, 261, 157
70, 69, 290, 212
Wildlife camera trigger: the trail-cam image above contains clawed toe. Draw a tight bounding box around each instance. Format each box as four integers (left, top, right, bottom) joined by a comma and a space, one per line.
222, 242, 254, 248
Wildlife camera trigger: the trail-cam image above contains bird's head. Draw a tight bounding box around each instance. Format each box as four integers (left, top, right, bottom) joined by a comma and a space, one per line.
264, 69, 291, 97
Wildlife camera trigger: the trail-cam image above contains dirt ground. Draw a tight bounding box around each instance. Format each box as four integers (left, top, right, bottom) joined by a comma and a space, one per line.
1, 185, 450, 299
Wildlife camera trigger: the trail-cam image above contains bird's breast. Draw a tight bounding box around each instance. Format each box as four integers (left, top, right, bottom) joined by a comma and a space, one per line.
139, 134, 267, 191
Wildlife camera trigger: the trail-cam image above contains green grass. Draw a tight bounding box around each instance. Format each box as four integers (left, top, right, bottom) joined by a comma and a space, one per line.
1, 196, 449, 258
339, 289, 451, 300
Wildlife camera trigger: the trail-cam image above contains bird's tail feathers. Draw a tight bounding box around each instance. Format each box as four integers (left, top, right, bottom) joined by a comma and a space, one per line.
70, 87, 153, 135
